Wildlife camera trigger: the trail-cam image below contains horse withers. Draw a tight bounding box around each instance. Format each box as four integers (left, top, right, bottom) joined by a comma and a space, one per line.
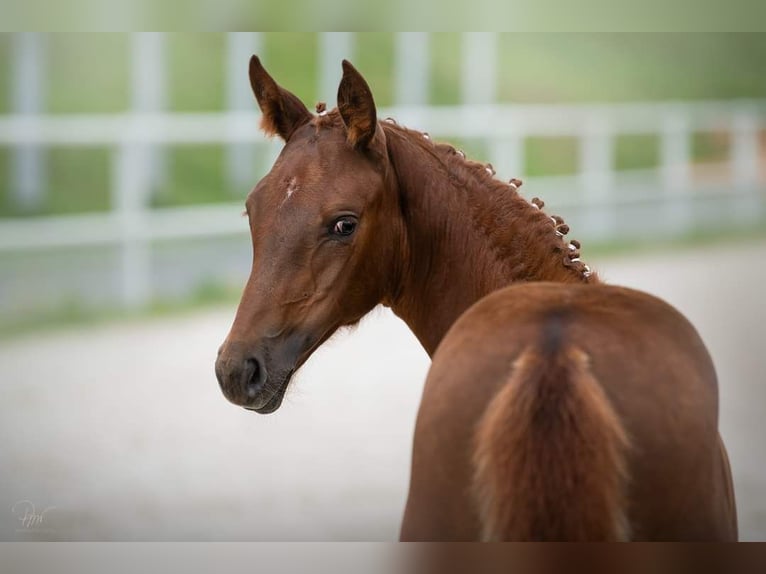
214, 56, 737, 541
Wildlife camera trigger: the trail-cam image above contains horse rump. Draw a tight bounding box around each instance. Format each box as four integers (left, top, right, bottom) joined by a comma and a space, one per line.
472, 323, 630, 541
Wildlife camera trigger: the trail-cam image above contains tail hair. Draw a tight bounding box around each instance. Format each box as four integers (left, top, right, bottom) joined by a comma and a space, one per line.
472, 340, 630, 541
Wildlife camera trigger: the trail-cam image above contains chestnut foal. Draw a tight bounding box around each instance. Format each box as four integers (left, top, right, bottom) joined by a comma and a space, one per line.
215, 57, 737, 541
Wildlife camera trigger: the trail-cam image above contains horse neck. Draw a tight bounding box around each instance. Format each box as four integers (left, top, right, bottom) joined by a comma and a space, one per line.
382, 126, 596, 356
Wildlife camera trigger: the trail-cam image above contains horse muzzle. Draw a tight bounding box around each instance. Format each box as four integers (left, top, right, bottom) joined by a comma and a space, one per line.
215, 336, 306, 414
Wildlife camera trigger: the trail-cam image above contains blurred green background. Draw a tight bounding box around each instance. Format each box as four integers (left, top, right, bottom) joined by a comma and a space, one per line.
1, 33, 765, 217
1, 32, 765, 336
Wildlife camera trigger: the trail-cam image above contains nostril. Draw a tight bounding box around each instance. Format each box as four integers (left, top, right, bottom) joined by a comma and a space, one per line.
243, 356, 265, 398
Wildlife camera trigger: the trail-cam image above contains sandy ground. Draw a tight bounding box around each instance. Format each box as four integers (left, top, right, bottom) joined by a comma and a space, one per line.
1, 240, 764, 541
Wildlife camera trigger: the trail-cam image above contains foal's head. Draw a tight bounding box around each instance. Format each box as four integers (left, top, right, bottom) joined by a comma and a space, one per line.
215, 57, 402, 413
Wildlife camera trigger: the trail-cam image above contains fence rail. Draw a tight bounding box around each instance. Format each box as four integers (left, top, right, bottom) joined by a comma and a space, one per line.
3, 23, 766, 316
2, 101, 764, 145
2, 99, 766, 308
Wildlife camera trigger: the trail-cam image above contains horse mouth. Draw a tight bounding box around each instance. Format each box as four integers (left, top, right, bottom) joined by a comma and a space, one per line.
246, 383, 288, 414
242, 326, 336, 415
243, 366, 295, 414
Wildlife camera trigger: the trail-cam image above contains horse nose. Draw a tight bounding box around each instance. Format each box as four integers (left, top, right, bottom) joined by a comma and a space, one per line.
215, 346, 268, 406
242, 356, 266, 398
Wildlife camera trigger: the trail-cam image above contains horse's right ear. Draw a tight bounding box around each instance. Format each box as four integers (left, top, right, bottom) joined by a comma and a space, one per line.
337, 60, 378, 149
249, 55, 312, 141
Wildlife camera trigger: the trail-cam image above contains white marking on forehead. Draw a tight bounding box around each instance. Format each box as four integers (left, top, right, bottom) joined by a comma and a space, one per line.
280, 177, 299, 208
286, 177, 298, 199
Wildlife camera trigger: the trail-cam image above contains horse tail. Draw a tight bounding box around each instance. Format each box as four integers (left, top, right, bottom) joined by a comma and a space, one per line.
472, 322, 630, 541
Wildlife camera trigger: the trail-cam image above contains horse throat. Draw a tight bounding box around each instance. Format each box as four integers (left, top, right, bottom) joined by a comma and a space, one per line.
383, 126, 596, 356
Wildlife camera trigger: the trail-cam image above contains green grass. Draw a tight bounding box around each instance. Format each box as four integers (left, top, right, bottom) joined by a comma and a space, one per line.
354, 34, 396, 107
48, 147, 113, 213
47, 33, 130, 114
152, 145, 240, 207
262, 33, 318, 104
0, 146, 113, 216
496, 33, 766, 103
3, 33, 766, 114
615, 134, 660, 171
168, 33, 225, 111
525, 136, 579, 177
430, 33, 462, 105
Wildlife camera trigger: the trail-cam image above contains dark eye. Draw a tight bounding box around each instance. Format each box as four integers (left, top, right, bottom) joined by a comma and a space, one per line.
331, 216, 357, 237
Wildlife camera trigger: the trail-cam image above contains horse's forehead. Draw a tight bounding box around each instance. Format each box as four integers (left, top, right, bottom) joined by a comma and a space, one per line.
273, 136, 376, 187
271, 133, 342, 176
251, 128, 382, 214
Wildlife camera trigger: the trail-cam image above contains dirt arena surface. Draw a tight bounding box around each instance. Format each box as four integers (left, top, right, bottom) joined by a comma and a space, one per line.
1, 240, 764, 541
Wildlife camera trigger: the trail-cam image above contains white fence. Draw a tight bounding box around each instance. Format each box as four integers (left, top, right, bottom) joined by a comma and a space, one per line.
1, 101, 765, 309
1, 33, 765, 312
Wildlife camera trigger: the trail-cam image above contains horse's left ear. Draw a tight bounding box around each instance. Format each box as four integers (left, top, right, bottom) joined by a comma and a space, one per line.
249, 55, 312, 141
337, 60, 378, 149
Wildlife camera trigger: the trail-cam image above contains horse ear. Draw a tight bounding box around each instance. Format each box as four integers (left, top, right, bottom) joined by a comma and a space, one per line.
249, 55, 312, 141
337, 60, 378, 149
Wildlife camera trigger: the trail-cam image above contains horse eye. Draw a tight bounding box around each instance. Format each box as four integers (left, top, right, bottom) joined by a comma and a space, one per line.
331, 217, 357, 237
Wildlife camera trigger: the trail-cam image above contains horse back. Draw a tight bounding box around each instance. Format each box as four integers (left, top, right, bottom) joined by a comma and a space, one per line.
400, 282, 737, 541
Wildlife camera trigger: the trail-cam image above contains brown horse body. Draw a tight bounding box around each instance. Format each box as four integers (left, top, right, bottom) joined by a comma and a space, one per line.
403, 283, 737, 540
215, 57, 737, 541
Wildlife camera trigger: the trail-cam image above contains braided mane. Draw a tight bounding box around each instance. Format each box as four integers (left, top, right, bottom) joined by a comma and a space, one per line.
311, 105, 595, 283
381, 118, 594, 282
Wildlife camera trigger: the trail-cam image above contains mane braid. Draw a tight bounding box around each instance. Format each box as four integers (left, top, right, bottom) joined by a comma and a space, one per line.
378, 119, 597, 284
312, 106, 343, 130
309, 109, 595, 283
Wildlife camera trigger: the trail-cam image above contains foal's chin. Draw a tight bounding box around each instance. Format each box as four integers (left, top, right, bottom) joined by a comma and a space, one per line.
245, 369, 295, 415
246, 382, 288, 414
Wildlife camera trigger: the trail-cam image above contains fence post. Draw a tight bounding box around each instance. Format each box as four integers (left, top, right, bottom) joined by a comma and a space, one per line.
731, 109, 762, 224
661, 111, 692, 234
112, 138, 151, 308
319, 33, 354, 104
580, 113, 614, 240
11, 33, 46, 212
131, 33, 167, 190
461, 33, 497, 105
394, 33, 429, 106
226, 32, 261, 190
